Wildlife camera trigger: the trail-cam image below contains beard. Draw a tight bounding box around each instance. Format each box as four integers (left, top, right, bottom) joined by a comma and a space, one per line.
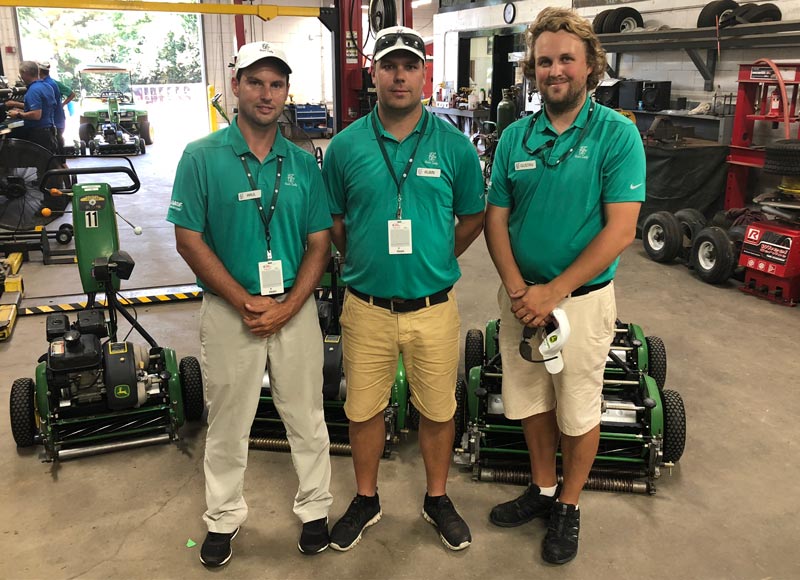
540, 78, 587, 115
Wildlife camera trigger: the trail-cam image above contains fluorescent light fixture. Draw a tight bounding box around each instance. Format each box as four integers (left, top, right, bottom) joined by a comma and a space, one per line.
411, 0, 431, 7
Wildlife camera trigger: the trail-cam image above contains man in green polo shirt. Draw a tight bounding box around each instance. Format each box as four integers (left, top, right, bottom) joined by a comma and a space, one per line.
168, 41, 333, 567
322, 25, 485, 553
484, 7, 645, 565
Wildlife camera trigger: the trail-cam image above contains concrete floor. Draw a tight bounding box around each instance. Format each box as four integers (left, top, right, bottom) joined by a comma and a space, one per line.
2, 138, 800, 580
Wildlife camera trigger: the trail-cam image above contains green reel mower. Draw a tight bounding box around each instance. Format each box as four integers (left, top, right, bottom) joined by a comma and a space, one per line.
455, 319, 686, 494
8, 161, 203, 460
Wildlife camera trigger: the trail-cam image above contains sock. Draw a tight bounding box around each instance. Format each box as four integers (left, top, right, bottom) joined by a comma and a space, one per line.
539, 484, 558, 497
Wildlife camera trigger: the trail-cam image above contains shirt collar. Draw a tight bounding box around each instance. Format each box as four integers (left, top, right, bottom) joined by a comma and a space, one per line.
371, 106, 427, 142
536, 94, 593, 135
227, 114, 290, 160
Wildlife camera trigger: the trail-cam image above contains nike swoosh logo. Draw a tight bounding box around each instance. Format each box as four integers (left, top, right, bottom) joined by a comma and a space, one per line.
630, 183, 643, 190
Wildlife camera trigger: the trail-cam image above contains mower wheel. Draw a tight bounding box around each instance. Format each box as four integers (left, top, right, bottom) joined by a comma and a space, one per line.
592, 9, 614, 34
140, 120, 154, 145
662, 389, 686, 463
691, 226, 736, 284
453, 378, 467, 450
10, 378, 37, 447
642, 211, 682, 263
56, 224, 74, 245
465, 328, 484, 380
179, 356, 205, 422
697, 0, 738, 28
138, 138, 146, 155
645, 336, 667, 391
407, 402, 420, 431
603, 7, 644, 33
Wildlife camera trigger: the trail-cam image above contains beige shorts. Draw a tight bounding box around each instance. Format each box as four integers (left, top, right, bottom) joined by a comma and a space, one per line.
340, 288, 460, 422
497, 282, 616, 436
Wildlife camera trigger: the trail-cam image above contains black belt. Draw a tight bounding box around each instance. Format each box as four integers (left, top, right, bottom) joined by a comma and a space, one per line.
570, 279, 611, 297
348, 286, 452, 313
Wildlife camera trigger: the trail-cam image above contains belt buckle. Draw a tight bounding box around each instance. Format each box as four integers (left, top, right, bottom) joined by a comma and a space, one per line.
389, 297, 405, 314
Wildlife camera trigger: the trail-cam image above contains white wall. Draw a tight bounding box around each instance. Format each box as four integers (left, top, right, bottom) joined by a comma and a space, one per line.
433, 0, 800, 106
0, 7, 21, 81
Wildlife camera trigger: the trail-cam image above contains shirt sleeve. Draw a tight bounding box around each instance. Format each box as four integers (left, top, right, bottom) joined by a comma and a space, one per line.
27, 86, 44, 112
451, 134, 486, 216
486, 129, 513, 208
167, 150, 206, 232
321, 139, 345, 215
602, 122, 646, 203
305, 157, 334, 234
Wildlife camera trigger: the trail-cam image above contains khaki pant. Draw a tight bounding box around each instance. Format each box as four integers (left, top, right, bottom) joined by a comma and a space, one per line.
200, 292, 332, 532
340, 289, 461, 422
497, 282, 616, 436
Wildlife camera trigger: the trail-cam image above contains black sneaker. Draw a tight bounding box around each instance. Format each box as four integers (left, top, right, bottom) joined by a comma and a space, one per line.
489, 484, 558, 528
422, 494, 472, 551
329, 494, 382, 551
542, 502, 580, 565
298, 517, 330, 555
199, 527, 239, 567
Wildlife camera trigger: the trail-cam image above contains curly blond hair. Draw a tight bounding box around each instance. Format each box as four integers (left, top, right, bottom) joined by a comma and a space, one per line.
523, 7, 607, 91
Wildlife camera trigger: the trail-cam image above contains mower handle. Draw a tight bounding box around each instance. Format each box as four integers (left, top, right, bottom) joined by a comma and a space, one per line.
39, 158, 140, 195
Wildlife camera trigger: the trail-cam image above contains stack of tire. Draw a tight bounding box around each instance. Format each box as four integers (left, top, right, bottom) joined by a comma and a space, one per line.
697, 0, 781, 28
642, 209, 745, 284
593, 7, 644, 34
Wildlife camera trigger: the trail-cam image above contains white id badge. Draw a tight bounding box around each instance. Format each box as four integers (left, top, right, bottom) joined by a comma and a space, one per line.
258, 260, 285, 295
388, 220, 412, 255
238, 189, 261, 201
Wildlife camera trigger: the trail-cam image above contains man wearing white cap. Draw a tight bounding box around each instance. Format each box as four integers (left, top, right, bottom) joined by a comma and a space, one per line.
323, 25, 485, 552
168, 41, 333, 567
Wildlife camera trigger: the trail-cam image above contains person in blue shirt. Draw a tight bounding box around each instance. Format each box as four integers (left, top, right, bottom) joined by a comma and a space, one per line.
6, 60, 57, 153
39, 61, 75, 153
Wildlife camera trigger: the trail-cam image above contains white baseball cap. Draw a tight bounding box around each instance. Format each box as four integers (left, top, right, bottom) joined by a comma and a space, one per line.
38, 61, 51, 71
373, 26, 426, 62
234, 42, 292, 76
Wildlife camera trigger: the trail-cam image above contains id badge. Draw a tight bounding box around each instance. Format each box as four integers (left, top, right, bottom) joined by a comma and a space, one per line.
258, 260, 285, 295
238, 189, 261, 201
388, 220, 412, 255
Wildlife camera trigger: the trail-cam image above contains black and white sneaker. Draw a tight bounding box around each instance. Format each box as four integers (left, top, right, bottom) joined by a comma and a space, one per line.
422, 494, 472, 551
298, 517, 330, 555
199, 527, 239, 567
329, 494, 382, 551
489, 484, 558, 527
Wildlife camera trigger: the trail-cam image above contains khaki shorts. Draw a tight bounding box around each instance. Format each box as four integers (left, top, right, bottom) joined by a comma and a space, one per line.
340, 289, 460, 422
497, 282, 616, 436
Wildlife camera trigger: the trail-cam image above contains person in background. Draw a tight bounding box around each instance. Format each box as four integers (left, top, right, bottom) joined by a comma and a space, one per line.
6, 60, 57, 153
38, 61, 75, 152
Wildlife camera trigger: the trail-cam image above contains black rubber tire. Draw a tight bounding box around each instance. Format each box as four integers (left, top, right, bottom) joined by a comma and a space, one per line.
662, 389, 686, 463
138, 138, 146, 155
697, 0, 738, 27
453, 378, 467, 451
179, 356, 205, 422
691, 226, 736, 284
139, 119, 153, 145
10, 378, 36, 448
642, 211, 682, 263
764, 139, 800, 176
645, 336, 667, 391
78, 122, 95, 143
464, 329, 484, 381
407, 402, 420, 431
56, 223, 73, 245
674, 208, 707, 251
603, 7, 644, 33
744, 3, 781, 23
593, 9, 614, 34
710, 209, 734, 229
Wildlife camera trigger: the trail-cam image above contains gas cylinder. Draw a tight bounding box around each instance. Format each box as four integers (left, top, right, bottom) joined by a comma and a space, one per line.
496, 89, 516, 138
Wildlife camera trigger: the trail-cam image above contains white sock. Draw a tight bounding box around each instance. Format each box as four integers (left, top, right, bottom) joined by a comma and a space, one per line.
539, 484, 558, 497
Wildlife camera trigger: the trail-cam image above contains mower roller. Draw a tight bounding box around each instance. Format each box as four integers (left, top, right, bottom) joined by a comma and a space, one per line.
248, 253, 414, 458
8, 161, 203, 461
455, 319, 686, 494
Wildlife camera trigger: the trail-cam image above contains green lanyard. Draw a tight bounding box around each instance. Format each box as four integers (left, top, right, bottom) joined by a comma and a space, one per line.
371, 109, 429, 219
239, 154, 283, 260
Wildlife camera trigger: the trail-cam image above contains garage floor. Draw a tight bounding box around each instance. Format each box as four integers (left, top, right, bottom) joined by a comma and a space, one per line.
1, 138, 799, 580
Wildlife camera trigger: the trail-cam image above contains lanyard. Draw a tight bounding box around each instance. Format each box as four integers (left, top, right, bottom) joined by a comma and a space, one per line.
521, 100, 595, 167
239, 154, 283, 260
371, 108, 429, 219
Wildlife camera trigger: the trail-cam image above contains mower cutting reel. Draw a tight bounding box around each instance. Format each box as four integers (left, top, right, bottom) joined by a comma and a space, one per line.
8, 162, 203, 460
455, 319, 685, 494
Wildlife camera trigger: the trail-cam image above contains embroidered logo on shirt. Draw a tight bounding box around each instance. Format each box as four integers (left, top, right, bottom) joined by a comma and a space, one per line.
169, 200, 183, 211
575, 145, 589, 159
630, 183, 643, 190
425, 151, 439, 166
286, 173, 298, 187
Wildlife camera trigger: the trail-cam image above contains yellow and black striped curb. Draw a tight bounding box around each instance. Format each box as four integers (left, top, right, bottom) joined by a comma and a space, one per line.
20, 286, 203, 316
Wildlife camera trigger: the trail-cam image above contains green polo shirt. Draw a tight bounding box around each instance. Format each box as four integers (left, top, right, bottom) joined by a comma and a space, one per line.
167, 116, 332, 294
323, 108, 485, 298
488, 98, 645, 285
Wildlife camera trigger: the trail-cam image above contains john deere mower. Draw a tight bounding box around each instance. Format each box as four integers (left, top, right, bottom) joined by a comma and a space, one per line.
455, 319, 685, 494
249, 253, 414, 458
8, 161, 203, 460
